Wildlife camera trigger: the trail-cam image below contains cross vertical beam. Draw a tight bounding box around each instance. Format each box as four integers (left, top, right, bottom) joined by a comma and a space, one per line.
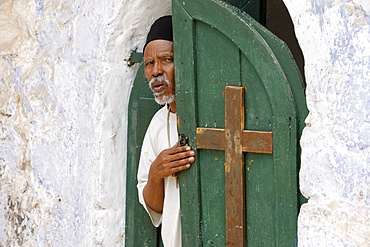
224, 86, 245, 246
195, 85, 273, 246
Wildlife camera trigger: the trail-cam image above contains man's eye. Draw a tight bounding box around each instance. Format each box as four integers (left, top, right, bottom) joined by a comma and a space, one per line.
164, 57, 173, 62
145, 61, 153, 67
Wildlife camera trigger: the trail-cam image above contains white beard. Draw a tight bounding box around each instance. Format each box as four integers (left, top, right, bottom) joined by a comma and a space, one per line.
154, 93, 175, 105
149, 76, 175, 105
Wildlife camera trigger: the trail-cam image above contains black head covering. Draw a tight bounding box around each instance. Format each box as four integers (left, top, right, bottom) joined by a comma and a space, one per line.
144, 15, 173, 52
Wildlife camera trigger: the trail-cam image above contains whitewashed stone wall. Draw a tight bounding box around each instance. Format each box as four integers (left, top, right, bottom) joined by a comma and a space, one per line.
1, 0, 369, 246
283, 0, 370, 246
0, 0, 170, 246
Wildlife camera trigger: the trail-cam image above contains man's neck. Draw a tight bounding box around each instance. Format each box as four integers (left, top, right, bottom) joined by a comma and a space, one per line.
169, 101, 176, 113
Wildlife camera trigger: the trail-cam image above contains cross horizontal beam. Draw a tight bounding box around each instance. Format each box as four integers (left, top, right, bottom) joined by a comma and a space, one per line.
196, 128, 273, 154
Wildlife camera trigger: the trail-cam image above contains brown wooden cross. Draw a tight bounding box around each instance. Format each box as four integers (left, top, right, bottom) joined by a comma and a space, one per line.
196, 85, 273, 246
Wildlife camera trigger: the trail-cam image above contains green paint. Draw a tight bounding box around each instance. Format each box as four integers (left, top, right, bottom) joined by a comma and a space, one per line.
125, 0, 307, 245
173, 0, 307, 246
125, 64, 163, 247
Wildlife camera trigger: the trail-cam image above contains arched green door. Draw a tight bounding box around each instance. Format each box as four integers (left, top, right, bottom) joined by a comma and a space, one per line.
125, 63, 164, 247
173, 0, 307, 246
125, 0, 307, 246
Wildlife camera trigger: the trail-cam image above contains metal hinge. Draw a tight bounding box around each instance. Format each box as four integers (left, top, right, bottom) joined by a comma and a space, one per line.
127, 51, 143, 67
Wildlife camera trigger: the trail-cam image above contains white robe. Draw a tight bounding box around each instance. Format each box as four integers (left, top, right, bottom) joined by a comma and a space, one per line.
137, 106, 181, 247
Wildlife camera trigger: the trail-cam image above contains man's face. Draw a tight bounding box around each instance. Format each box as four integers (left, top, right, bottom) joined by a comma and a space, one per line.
144, 40, 175, 105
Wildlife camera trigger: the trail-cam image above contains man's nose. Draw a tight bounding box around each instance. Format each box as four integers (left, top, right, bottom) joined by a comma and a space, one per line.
152, 61, 164, 77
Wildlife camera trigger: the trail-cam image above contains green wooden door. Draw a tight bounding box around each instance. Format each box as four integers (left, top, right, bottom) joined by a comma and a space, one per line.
125, 62, 165, 247
125, 0, 307, 246
173, 0, 307, 246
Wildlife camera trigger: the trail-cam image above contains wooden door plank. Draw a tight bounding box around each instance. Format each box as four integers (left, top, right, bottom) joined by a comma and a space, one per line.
273, 117, 298, 246
172, 2, 203, 246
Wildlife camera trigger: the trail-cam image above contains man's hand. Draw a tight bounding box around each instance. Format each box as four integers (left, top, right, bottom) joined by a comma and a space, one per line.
149, 142, 195, 182
143, 142, 195, 213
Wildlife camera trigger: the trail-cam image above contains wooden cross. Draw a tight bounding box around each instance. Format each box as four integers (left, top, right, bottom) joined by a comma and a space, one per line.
196, 86, 273, 246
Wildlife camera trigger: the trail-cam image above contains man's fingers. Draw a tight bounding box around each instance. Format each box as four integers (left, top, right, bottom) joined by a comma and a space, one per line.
160, 148, 195, 162
170, 156, 195, 168
174, 150, 195, 160
166, 144, 192, 155
172, 164, 191, 174
153, 145, 196, 178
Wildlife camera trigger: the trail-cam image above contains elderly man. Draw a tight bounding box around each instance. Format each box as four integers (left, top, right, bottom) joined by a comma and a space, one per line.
137, 16, 196, 247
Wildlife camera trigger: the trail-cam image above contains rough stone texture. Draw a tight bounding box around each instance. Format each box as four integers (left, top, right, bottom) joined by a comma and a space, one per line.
0, 0, 170, 246
283, 0, 370, 246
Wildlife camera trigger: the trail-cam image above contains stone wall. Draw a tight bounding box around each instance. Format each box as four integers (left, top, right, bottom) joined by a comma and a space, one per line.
283, 0, 370, 246
0, 0, 170, 246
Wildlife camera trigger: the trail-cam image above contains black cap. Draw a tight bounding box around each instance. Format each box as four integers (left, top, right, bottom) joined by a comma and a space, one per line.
144, 16, 173, 52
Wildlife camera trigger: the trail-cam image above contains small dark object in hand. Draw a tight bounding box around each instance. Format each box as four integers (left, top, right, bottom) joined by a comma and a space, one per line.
178, 134, 190, 147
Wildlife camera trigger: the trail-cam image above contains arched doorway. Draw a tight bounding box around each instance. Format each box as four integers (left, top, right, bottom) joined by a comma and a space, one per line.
125, 1, 307, 246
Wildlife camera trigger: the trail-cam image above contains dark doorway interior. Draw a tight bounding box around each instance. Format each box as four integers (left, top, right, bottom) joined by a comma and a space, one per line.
266, 0, 305, 83
224, 0, 305, 84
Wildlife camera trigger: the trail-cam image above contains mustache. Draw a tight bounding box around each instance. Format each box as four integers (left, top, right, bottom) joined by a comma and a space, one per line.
149, 76, 171, 89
